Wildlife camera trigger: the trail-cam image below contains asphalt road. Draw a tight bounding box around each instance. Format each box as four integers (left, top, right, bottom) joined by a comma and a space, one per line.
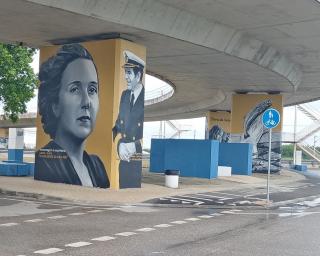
1, 192, 320, 256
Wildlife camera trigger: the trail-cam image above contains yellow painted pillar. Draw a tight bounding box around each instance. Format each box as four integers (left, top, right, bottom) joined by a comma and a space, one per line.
36, 39, 146, 189
230, 94, 283, 173
206, 111, 231, 141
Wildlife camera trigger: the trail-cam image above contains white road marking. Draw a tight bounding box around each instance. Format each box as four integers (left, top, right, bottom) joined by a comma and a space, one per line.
197, 193, 232, 200
221, 211, 235, 214
178, 195, 213, 201
210, 213, 223, 216
108, 207, 122, 210
154, 224, 172, 228
91, 236, 115, 241
198, 215, 213, 219
65, 241, 92, 248
212, 192, 240, 197
68, 212, 86, 216
0, 222, 18, 227
136, 227, 156, 232
185, 218, 200, 221
48, 215, 66, 219
115, 232, 137, 237
87, 209, 104, 213
166, 197, 204, 205
24, 219, 43, 223
34, 248, 64, 254
231, 209, 243, 212
171, 220, 187, 224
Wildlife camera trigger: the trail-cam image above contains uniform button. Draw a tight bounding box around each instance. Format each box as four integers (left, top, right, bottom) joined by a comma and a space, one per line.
120, 120, 123, 124
133, 136, 135, 140
124, 134, 126, 138
138, 123, 141, 126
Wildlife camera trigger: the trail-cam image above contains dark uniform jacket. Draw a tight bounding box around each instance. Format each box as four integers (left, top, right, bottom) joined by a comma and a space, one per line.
34, 141, 109, 188
112, 87, 144, 154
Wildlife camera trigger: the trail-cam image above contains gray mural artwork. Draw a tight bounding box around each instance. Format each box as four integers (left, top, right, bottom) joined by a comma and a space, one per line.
241, 99, 281, 173
34, 44, 109, 188
209, 125, 230, 143
112, 50, 145, 188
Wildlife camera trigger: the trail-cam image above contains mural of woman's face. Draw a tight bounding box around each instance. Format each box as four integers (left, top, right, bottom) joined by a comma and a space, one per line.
53, 58, 99, 141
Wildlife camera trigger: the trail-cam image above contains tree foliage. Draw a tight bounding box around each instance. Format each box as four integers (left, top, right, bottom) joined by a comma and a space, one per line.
0, 43, 37, 122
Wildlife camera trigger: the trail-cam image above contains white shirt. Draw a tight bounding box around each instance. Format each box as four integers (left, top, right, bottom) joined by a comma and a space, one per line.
131, 83, 143, 105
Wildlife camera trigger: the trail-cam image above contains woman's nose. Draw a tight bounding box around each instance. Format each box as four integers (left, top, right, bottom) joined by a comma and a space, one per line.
81, 90, 91, 109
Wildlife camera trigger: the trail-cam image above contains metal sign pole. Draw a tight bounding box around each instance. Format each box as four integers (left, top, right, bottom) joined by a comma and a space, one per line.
267, 127, 272, 203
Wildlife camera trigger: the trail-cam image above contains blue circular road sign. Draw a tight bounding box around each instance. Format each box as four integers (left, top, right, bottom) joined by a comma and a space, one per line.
262, 108, 280, 129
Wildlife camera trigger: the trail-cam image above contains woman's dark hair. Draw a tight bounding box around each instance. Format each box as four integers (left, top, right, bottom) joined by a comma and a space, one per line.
38, 44, 96, 139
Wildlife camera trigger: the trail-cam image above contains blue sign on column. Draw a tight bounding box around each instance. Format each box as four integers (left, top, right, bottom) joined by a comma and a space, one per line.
262, 108, 280, 129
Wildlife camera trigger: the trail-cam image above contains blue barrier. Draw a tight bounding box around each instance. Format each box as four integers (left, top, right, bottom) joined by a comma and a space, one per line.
150, 139, 219, 179
150, 139, 253, 178
294, 164, 307, 172
218, 143, 252, 175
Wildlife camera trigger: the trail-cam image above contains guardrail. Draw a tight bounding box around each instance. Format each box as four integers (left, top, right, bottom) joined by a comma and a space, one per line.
145, 85, 174, 106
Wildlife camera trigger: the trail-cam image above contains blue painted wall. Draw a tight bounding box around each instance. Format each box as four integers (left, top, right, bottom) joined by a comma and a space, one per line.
8, 149, 24, 162
218, 143, 252, 175
150, 139, 219, 179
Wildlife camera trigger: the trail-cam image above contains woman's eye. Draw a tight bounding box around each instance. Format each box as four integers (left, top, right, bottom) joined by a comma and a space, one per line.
88, 86, 98, 95
70, 87, 79, 93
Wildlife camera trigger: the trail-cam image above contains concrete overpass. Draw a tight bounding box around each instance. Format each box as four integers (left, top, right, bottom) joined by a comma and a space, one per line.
1, 0, 320, 121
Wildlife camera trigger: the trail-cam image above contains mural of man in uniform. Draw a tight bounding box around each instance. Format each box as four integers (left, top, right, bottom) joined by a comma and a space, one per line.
112, 50, 145, 188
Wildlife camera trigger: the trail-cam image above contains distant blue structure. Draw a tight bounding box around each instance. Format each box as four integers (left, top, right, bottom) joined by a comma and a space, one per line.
294, 164, 307, 172
150, 139, 219, 179
218, 143, 252, 175
150, 139, 252, 178
0, 128, 34, 176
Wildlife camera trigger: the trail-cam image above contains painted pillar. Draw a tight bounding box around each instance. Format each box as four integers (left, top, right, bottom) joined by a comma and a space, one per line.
206, 111, 231, 142
36, 39, 146, 189
230, 94, 283, 173
0, 128, 9, 149
8, 128, 24, 162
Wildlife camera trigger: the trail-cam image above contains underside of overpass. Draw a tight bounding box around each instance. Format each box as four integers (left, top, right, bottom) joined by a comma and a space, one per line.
1, 0, 320, 121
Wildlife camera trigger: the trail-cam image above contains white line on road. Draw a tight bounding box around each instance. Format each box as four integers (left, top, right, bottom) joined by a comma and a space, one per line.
185, 218, 200, 221
68, 212, 86, 216
87, 209, 104, 213
210, 213, 223, 216
221, 211, 235, 214
154, 224, 172, 228
91, 236, 116, 241
65, 242, 92, 248
0, 222, 19, 227
136, 227, 156, 232
34, 248, 64, 254
196, 193, 232, 200
24, 219, 43, 223
171, 220, 187, 224
198, 215, 214, 219
177, 195, 213, 201
166, 197, 204, 205
48, 215, 66, 219
115, 232, 137, 237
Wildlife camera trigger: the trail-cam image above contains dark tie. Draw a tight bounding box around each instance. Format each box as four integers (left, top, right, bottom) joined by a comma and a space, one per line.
130, 93, 135, 111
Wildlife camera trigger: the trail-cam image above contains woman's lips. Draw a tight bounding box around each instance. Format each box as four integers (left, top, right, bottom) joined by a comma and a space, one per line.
77, 116, 91, 122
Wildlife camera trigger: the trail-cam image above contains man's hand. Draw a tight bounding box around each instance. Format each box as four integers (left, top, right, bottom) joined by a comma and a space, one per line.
118, 143, 130, 162
118, 142, 137, 162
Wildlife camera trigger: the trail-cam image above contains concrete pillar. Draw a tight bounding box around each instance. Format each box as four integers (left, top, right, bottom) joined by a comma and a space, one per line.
36, 39, 146, 189
206, 111, 231, 141
230, 94, 283, 173
8, 128, 24, 162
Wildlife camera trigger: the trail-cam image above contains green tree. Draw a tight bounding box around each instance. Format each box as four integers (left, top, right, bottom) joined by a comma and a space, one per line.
0, 43, 37, 122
